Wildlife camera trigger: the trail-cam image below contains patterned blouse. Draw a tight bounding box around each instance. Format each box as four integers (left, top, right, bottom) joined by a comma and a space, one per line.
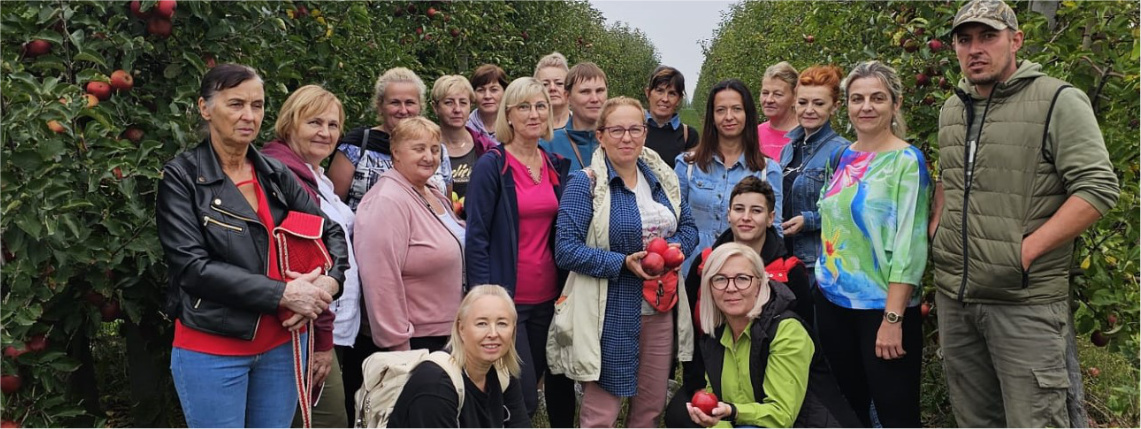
815, 145, 930, 310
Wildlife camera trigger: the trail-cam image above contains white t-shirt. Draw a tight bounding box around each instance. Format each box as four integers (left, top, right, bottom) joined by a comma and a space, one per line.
310, 164, 362, 346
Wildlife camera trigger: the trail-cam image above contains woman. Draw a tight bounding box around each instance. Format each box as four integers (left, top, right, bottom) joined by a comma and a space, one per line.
666, 244, 858, 428
758, 62, 800, 159
778, 65, 851, 304
431, 75, 498, 200
534, 52, 571, 130
355, 117, 465, 354
261, 85, 359, 428
468, 64, 509, 141
553, 97, 698, 428
644, 65, 698, 169
464, 77, 575, 426
156, 64, 348, 428
388, 285, 530, 428
327, 67, 451, 211
675, 79, 783, 276
815, 61, 930, 427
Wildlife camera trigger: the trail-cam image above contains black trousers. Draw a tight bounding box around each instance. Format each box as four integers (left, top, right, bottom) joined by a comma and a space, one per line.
514, 301, 576, 427
813, 288, 922, 428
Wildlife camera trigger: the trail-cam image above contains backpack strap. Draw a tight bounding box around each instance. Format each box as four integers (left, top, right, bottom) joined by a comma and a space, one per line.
425, 352, 466, 424
682, 124, 689, 143
1041, 85, 1072, 165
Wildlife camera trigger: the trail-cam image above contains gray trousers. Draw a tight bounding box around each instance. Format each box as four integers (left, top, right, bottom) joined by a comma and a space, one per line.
936, 293, 1071, 427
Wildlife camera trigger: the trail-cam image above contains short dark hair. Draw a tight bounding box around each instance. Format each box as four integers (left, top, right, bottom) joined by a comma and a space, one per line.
730, 176, 776, 211
199, 63, 262, 106
646, 65, 685, 96
471, 64, 508, 89
565, 62, 607, 92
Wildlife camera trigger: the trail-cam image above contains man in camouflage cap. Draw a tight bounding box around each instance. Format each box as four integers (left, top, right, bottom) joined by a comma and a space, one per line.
930, 0, 1120, 427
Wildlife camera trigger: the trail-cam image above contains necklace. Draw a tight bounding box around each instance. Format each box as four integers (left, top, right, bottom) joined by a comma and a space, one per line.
525, 164, 542, 185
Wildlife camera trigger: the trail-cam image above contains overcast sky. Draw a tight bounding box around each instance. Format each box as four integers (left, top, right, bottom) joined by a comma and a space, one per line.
588, 0, 736, 102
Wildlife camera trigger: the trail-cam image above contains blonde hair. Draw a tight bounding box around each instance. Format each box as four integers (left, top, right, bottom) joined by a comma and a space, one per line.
372, 67, 426, 122
390, 116, 442, 151
431, 75, 475, 106
448, 285, 522, 378
534, 52, 569, 76
495, 77, 554, 143
595, 96, 644, 130
698, 243, 770, 335
273, 85, 344, 143
763, 61, 799, 91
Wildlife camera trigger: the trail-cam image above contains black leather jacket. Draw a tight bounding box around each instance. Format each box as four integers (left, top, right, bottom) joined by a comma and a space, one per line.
156, 139, 349, 340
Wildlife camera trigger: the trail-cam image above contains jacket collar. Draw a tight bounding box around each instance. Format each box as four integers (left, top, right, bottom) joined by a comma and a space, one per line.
784, 121, 837, 148
604, 157, 661, 189
260, 139, 317, 190
645, 111, 681, 130
194, 138, 275, 185
712, 226, 787, 263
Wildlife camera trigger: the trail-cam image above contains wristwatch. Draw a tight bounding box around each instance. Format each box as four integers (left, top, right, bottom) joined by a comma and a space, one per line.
884, 311, 903, 324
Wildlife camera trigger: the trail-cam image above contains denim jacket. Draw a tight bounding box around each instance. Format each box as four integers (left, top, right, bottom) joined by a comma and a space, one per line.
778, 122, 849, 266
674, 152, 783, 275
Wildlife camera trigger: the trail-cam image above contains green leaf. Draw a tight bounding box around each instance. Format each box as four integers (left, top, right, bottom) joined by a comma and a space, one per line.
73, 49, 107, 68
163, 63, 182, 80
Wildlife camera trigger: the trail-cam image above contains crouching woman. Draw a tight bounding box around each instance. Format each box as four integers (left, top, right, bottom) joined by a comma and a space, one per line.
667, 243, 857, 428
388, 285, 530, 428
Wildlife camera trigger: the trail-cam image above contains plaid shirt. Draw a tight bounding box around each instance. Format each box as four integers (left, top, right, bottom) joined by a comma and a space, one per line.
555, 158, 698, 396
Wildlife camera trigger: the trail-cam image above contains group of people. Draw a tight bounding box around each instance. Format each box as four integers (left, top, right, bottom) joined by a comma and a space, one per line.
155, 1, 1120, 427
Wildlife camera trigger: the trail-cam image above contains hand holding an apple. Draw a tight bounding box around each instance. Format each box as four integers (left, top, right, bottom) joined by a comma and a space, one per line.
632, 237, 685, 279
687, 390, 733, 427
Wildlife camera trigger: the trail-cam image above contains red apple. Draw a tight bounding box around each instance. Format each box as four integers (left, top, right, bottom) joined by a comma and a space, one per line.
662, 247, 685, 269
641, 253, 665, 276
86, 81, 112, 101
129, 0, 151, 19
646, 237, 669, 256
47, 120, 66, 134
427, 7, 438, 18
804, 34, 815, 44
25, 335, 46, 353
24, 39, 51, 57
415, 27, 423, 36
0, 420, 19, 428
939, 76, 950, 89
295, 5, 309, 18
110, 70, 133, 91
147, 17, 173, 38
1087, 367, 1101, 377
922, 95, 935, 106
691, 390, 719, 416
203, 54, 216, 69
1107, 314, 1118, 326
122, 127, 144, 143
100, 299, 122, 322
928, 39, 944, 51
113, 167, 124, 180
3, 346, 25, 359
1090, 330, 1109, 347
915, 73, 930, 87
914, 27, 926, 37
920, 302, 931, 318
450, 28, 460, 38
902, 39, 919, 53
407, 3, 417, 13
154, 0, 176, 19
0, 375, 21, 394
452, 199, 463, 215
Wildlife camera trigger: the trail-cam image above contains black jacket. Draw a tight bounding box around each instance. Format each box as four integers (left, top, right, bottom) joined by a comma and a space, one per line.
156, 139, 349, 340
680, 227, 814, 394
698, 285, 860, 428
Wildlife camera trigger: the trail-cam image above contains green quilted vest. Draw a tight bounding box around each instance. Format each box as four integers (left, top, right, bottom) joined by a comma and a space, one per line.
933, 62, 1072, 304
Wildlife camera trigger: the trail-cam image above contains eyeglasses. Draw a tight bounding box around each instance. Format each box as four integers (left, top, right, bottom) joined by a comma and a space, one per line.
599, 125, 647, 139
513, 102, 549, 114
709, 274, 757, 291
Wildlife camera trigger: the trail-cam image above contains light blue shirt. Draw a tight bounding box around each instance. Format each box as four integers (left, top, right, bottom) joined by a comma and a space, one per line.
674, 152, 783, 275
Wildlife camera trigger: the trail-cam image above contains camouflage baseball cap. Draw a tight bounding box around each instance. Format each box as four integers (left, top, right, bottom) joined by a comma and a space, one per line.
952, 0, 1019, 34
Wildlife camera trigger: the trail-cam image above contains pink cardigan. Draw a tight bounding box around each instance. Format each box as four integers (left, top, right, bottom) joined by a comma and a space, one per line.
354, 170, 464, 350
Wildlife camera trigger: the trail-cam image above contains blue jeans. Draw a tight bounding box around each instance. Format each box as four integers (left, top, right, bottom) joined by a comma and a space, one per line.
171, 334, 306, 428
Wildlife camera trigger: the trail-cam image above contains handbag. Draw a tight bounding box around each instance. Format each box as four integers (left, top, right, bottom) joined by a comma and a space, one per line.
273, 211, 333, 428
642, 270, 679, 313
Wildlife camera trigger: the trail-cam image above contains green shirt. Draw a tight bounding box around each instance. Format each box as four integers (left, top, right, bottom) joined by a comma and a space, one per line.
708, 319, 814, 428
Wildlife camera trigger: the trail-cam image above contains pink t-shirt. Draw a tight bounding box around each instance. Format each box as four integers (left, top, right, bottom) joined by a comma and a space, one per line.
505, 153, 560, 304
758, 121, 793, 160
